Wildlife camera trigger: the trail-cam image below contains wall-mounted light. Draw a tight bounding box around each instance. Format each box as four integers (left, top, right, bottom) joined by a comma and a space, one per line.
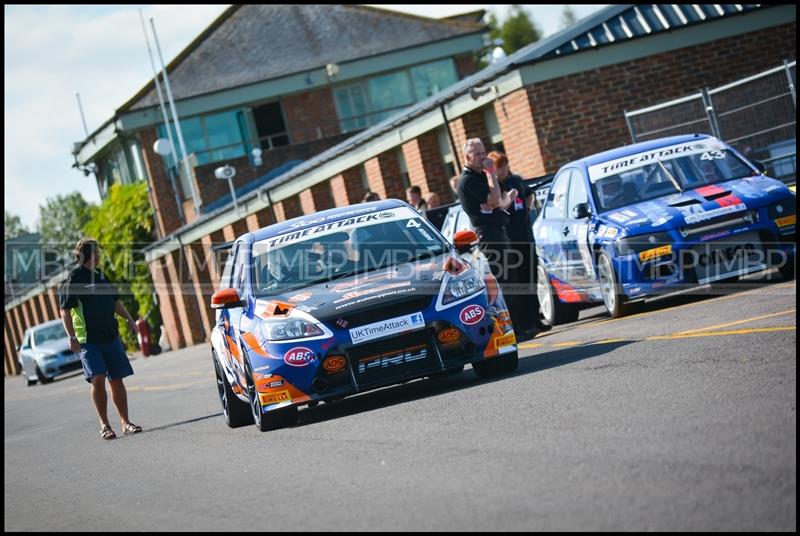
326, 63, 340, 80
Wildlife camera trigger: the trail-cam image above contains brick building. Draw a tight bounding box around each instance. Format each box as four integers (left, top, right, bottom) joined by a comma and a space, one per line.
5, 4, 796, 373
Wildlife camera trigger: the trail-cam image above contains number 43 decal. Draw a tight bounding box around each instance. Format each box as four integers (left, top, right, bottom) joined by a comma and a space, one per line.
700, 151, 725, 160
406, 219, 422, 228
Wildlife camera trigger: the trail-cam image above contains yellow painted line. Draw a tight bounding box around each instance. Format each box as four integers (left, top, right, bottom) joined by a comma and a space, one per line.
589, 281, 796, 328
646, 326, 795, 341
518, 342, 544, 349
552, 341, 582, 347
675, 309, 796, 335
593, 338, 629, 344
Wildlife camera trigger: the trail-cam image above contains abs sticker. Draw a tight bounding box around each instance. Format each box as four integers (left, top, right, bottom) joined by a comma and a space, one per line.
283, 347, 315, 367
460, 304, 485, 325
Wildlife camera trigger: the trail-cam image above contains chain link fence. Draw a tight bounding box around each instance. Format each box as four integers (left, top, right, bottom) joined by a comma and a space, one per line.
625, 60, 796, 185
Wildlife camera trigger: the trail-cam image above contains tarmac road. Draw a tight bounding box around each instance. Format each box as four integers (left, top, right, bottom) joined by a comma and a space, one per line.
4, 278, 796, 531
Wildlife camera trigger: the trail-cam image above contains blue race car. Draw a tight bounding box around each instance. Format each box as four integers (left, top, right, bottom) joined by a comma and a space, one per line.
533, 134, 796, 324
210, 200, 518, 431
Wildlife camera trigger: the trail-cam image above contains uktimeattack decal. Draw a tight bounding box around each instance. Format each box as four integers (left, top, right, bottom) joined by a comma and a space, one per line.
459, 304, 485, 325
283, 347, 316, 367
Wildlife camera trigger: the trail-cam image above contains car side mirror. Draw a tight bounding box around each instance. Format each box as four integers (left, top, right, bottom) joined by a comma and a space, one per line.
572, 202, 592, 220
211, 288, 243, 309
453, 229, 479, 254
752, 160, 768, 175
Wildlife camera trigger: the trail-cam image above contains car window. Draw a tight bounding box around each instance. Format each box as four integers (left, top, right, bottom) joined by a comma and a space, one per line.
544, 169, 572, 220
232, 245, 248, 295
34, 324, 67, 346
567, 170, 589, 218
220, 244, 238, 290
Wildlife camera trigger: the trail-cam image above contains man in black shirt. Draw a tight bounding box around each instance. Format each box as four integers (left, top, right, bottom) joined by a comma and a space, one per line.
488, 152, 550, 334
59, 239, 143, 440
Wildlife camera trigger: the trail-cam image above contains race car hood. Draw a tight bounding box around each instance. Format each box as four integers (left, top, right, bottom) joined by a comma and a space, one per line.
597, 176, 791, 234
253, 254, 450, 321
34, 339, 71, 355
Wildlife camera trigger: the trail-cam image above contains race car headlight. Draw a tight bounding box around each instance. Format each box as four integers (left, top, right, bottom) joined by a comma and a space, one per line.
441, 269, 486, 305
615, 232, 672, 257
260, 318, 323, 341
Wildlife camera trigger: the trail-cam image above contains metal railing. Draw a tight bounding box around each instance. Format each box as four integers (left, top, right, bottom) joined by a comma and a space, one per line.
625, 60, 797, 184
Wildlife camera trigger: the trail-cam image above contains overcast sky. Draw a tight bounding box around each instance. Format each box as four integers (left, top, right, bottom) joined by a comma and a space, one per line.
4, 4, 606, 230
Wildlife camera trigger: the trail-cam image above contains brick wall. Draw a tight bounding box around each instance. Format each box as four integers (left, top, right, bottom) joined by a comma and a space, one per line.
330, 168, 366, 206
364, 153, 405, 201
493, 88, 546, 178
454, 53, 478, 80
282, 87, 341, 144
138, 127, 184, 236
528, 22, 797, 172
449, 107, 488, 167
402, 132, 454, 204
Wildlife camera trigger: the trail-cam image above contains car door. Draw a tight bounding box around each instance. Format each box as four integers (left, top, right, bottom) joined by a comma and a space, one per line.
215, 243, 246, 383
562, 168, 597, 292
535, 169, 573, 283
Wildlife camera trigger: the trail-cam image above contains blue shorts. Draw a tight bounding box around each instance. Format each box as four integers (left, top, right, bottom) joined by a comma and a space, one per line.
79, 339, 134, 383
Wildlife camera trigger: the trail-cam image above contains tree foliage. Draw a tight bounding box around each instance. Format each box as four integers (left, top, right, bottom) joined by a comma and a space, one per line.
489, 5, 542, 56
83, 182, 161, 350
38, 192, 93, 253
4, 210, 30, 240
561, 6, 578, 29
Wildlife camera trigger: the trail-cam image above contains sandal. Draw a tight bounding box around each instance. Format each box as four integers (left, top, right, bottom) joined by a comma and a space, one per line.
101, 425, 117, 440
122, 422, 142, 436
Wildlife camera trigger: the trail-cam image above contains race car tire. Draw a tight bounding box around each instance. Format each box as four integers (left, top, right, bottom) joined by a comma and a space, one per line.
537, 261, 580, 326
779, 257, 795, 280
245, 357, 298, 432
35, 365, 53, 384
597, 251, 631, 319
26, 376, 37, 387
213, 352, 253, 428
472, 351, 518, 379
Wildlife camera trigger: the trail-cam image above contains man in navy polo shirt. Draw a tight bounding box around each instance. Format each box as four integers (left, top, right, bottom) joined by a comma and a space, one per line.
59, 239, 143, 440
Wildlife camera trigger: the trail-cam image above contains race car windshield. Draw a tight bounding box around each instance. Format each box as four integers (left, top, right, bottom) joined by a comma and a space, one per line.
590, 147, 754, 213
251, 216, 448, 296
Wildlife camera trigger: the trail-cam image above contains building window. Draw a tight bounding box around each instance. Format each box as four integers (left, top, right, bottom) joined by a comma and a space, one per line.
252, 102, 289, 150
358, 164, 369, 191
334, 58, 459, 133
437, 127, 456, 179
396, 149, 410, 189
157, 110, 247, 168
129, 141, 146, 182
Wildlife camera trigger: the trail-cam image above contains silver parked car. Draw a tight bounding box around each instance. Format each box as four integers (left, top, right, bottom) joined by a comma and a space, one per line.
17, 320, 82, 386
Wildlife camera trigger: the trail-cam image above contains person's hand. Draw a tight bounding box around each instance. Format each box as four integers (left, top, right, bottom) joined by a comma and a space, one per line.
508, 188, 518, 199
127, 318, 139, 335
482, 158, 495, 174
69, 337, 81, 354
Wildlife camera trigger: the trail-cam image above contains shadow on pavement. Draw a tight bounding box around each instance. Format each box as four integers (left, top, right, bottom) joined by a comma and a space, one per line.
140, 413, 222, 434
295, 340, 634, 429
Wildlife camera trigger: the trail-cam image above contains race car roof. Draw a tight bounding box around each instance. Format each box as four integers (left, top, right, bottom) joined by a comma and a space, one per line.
250, 199, 410, 242
576, 133, 714, 168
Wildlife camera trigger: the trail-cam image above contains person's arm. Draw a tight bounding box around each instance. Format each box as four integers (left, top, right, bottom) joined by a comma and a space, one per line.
61, 309, 80, 354
115, 300, 139, 335
485, 171, 502, 208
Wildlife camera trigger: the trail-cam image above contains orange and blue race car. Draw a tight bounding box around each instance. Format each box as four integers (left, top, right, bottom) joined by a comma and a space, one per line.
210, 200, 518, 431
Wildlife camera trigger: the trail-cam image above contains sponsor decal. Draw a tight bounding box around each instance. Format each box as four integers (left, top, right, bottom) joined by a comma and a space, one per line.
604, 227, 619, 238
259, 390, 291, 405
357, 344, 428, 374
608, 212, 631, 223
336, 318, 349, 329
288, 292, 312, 302
775, 215, 796, 228
283, 347, 316, 367
333, 286, 417, 311
494, 332, 516, 349
588, 141, 719, 182
437, 328, 461, 344
639, 244, 672, 262
684, 203, 746, 224
349, 313, 425, 345
323, 356, 347, 373
460, 304, 485, 325
287, 206, 379, 229
269, 380, 285, 388
253, 365, 271, 372
267, 207, 417, 247
699, 230, 732, 242
334, 281, 411, 303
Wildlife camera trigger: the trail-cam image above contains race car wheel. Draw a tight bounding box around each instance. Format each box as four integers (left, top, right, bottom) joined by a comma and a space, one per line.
245, 357, 298, 432
25, 376, 37, 387
213, 352, 252, 428
779, 257, 795, 280
598, 251, 630, 318
472, 351, 518, 379
537, 261, 579, 326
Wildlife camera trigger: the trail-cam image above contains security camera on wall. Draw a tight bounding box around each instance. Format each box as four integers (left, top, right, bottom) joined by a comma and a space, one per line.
214, 165, 236, 180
